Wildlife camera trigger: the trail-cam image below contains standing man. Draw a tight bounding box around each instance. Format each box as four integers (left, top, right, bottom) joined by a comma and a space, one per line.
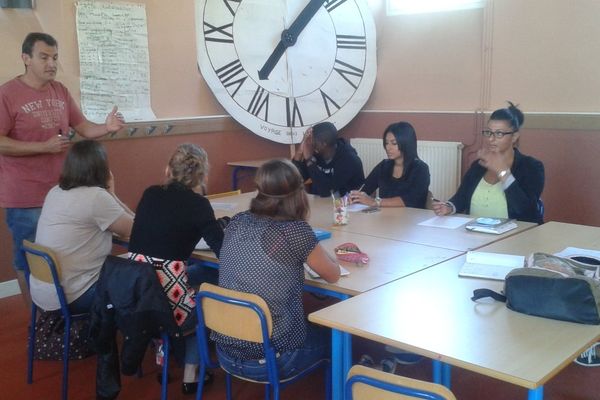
292, 122, 364, 197
0, 32, 125, 304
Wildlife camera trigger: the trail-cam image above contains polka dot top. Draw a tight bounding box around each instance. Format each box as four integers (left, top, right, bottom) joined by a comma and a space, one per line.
213, 211, 318, 360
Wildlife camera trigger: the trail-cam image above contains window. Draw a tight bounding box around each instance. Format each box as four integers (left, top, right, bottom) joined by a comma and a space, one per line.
387, 0, 485, 16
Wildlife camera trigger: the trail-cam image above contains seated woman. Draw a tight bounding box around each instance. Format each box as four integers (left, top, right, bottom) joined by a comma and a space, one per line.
30, 140, 134, 314
213, 158, 340, 382
433, 102, 545, 223
349, 121, 430, 208
128, 143, 226, 395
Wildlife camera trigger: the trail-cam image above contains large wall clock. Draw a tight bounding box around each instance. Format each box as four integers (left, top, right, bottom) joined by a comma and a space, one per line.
195, 0, 377, 144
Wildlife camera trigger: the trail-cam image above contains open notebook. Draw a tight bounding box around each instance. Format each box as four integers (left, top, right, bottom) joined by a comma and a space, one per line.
459, 251, 525, 281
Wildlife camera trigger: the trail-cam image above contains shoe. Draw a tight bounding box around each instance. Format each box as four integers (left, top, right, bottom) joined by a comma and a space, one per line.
575, 342, 600, 367
380, 357, 397, 374
358, 354, 375, 367
182, 371, 214, 395
384, 345, 423, 365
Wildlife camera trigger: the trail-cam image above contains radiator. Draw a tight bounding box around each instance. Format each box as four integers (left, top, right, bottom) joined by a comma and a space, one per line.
350, 138, 464, 200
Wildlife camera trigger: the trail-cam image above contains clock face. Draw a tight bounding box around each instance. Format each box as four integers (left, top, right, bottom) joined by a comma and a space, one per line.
196, 0, 377, 144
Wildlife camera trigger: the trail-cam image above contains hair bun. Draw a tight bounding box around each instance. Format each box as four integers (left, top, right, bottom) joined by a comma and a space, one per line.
506, 101, 524, 129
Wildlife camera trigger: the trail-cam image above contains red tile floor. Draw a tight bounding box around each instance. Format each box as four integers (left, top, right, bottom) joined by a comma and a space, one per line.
1, 294, 598, 399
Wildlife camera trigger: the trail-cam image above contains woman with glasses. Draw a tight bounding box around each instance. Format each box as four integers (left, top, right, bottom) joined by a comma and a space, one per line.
433, 102, 545, 223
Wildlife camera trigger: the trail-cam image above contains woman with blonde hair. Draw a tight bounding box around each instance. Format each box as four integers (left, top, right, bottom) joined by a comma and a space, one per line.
213, 158, 340, 382
128, 143, 226, 394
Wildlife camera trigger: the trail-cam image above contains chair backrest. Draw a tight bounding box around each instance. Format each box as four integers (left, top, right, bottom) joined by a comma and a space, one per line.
22, 239, 62, 285
346, 365, 457, 400
198, 282, 273, 343
206, 189, 241, 200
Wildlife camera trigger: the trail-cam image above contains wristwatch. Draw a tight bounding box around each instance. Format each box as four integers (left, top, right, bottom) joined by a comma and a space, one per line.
497, 169, 510, 180
374, 196, 382, 207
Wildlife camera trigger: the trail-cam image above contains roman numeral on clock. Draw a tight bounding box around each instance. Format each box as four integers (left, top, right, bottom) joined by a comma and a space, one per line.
333, 59, 364, 89
336, 35, 366, 50
248, 87, 269, 121
320, 90, 341, 117
286, 97, 304, 127
204, 22, 233, 43
215, 60, 247, 97
222, 0, 241, 15
324, 0, 347, 12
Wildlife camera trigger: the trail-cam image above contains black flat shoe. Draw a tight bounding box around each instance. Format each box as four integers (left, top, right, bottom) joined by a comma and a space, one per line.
181, 371, 214, 395
181, 382, 198, 395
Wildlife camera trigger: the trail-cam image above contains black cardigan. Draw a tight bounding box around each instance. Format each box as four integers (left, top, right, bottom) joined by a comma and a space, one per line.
128, 182, 224, 259
449, 148, 545, 223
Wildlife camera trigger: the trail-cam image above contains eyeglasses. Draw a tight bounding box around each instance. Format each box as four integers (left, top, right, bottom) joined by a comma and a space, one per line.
481, 129, 515, 139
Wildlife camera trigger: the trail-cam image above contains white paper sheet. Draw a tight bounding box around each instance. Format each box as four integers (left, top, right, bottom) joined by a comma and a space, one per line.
554, 247, 600, 261
346, 203, 370, 212
210, 202, 237, 211
418, 216, 473, 229
195, 238, 210, 250
76, 1, 156, 122
304, 263, 350, 279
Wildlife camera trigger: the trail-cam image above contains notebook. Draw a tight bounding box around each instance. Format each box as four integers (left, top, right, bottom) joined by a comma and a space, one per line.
313, 228, 332, 241
465, 217, 518, 234
304, 263, 350, 279
459, 251, 525, 281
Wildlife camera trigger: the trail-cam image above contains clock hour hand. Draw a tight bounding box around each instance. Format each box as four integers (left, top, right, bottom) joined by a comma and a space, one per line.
258, 0, 325, 80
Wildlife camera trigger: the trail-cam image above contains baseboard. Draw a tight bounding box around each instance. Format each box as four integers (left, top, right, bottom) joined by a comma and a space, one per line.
0, 279, 20, 299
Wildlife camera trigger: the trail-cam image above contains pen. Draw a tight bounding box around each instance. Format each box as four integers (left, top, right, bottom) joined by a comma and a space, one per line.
355, 183, 365, 193
432, 198, 451, 207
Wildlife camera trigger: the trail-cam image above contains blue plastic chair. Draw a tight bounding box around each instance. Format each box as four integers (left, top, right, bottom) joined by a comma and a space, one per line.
346, 365, 456, 400
195, 282, 331, 400
22, 240, 90, 400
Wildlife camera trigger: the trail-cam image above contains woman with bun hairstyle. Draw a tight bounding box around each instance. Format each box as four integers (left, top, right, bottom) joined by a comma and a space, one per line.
433, 102, 544, 223
128, 143, 227, 394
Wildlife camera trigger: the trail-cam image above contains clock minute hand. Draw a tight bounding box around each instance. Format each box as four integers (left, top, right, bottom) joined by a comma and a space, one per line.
258, 0, 325, 80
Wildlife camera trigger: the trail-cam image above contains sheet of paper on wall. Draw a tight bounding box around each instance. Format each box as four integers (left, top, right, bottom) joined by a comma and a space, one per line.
459, 251, 525, 281
418, 216, 474, 229
304, 264, 350, 279
76, 1, 156, 123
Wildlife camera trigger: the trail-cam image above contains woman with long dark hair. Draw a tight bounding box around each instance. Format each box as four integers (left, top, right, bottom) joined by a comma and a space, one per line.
350, 121, 430, 208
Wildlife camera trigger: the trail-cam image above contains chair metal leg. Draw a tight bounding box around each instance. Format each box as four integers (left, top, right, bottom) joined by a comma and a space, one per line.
62, 317, 71, 400
265, 384, 271, 400
26, 304, 37, 384
325, 361, 332, 400
225, 373, 232, 400
432, 359, 442, 384
196, 362, 207, 400
161, 334, 170, 400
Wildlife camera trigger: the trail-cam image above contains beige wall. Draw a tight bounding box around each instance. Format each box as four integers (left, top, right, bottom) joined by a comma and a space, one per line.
1, 0, 599, 283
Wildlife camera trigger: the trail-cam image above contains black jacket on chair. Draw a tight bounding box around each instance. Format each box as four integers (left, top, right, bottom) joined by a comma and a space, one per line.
90, 256, 183, 398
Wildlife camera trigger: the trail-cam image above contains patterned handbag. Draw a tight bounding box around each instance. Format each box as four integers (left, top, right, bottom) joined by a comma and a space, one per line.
34, 310, 94, 360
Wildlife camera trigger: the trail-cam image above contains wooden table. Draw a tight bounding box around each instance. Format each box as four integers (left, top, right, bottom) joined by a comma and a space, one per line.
306, 195, 537, 252
309, 222, 600, 400
226, 159, 270, 190
194, 228, 461, 297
